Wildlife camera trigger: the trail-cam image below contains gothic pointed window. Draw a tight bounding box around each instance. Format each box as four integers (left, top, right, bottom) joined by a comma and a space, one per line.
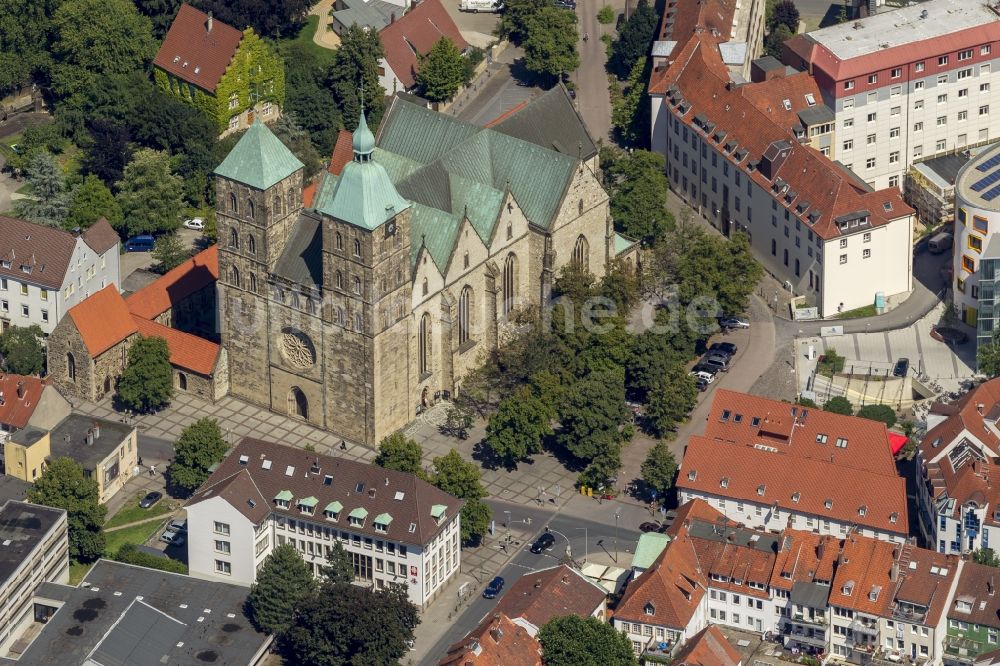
247, 199, 255, 220
229, 192, 237, 213
231, 265, 241, 288
336, 232, 343, 250
67, 353, 76, 381
503, 254, 517, 317
354, 239, 362, 257
419, 314, 431, 375
273, 195, 282, 217
459, 286, 472, 345
249, 272, 257, 293
247, 235, 256, 255
336, 271, 343, 289
572, 235, 589, 271
229, 228, 239, 249
353, 276, 362, 295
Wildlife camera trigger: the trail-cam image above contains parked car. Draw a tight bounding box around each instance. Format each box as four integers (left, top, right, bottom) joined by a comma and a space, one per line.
183, 217, 204, 230
691, 370, 715, 384
691, 363, 718, 377
530, 532, 555, 554
125, 234, 155, 252
160, 530, 185, 546
139, 491, 163, 508
695, 377, 709, 392
553, 0, 576, 8
720, 316, 750, 329
701, 354, 731, 371
639, 521, 661, 533
167, 519, 187, 534
709, 342, 738, 356
483, 576, 505, 599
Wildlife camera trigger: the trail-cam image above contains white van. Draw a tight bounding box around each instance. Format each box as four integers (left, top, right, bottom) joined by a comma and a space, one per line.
928, 232, 953, 254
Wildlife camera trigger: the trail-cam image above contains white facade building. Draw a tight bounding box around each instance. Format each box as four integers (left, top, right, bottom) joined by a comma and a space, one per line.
0, 217, 120, 335
185, 437, 463, 608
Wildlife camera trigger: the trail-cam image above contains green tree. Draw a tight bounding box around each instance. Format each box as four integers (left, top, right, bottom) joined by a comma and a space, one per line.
134, 0, 182, 38
431, 450, 487, 500
168, 418, 229, 495
66, 175, 123, 230
771, 0, 800, 31
248, 544, 317, 637
460, 498, 492, 545
50, 0, 156, 101
974, 548, 1000, 568
641, 440, 678, 498
115, 149, 184, 237
597, 5, 615, 24
611, 57, 651, 148
281, 581, 419, 665
497, 0, 547, 44
764, 23, 793, 59
836, 5, 849, 24
558, 370, 629, 462
151, 233, 191, 274
328, 25, 386, 131
13, 151, 70, 228
0, 324, 45, 375
979, 330, 1000, 377
322, 541, 355, 585
117, 335, 174, 414
604, 148, 670, 245
198, 0, 310, 38
644, 367, 697, 437
484, 387, 553, 468
27, 457, 107, 562
114, 542, 188, 573
538, 615, 638, 666
608, 0, 657, 78
523, 7, 580, 81
823, 396, 854, 416
856, 404, 897, 428
0, 0, 58, 96
279, 41, 342, 150
271, 112, 324, 179
374, 432, 424, 475
416, 38, 468, 102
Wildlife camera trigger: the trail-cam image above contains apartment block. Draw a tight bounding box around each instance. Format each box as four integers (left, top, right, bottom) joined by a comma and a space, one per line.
184, 437, 463, 608
783, 0, 1000, 191
676, 389, 909, 543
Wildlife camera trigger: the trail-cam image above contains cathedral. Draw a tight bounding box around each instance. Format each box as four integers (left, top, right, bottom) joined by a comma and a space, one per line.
214, 88, 635, 445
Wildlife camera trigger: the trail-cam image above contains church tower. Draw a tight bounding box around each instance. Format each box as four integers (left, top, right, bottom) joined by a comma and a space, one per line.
214, 119, 304, 408
313, 111, 412, 444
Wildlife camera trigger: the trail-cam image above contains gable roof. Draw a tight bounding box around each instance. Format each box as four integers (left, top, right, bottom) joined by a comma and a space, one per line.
214, 119, 304, 190
273, 214, 324, 286
489, 85, 598, 161
379, 0, 468, 90
438, 612, 542, 666
131, 315, 220, 375
67, 285, 138, 356
673, 625, 741, 666
0, 374, 45, 429
949, 561, 1000, 628
188, 437, 463, 545
495, 564, 606, 629
80, 218, 120, 255
152, 3, 244, 93
0, 216, 78, 290
125, 245, 218, 320
329, 129, 355, 176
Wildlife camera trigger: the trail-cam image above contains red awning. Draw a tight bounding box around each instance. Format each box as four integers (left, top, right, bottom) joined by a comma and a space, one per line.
889, 433, 908, 455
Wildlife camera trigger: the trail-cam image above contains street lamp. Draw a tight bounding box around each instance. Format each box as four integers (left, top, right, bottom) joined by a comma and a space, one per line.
574, 527, 588, 563
613, 511, 621, 564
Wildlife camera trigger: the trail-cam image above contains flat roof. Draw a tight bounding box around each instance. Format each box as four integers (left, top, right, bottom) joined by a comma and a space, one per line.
0, 500, 65, 589
0, 476, 31, 505
11, 560, 270, 665
957, 142, 1000, 210
914, 151, 972, 190
48, 414, 134, 471
807, 0, 998, 61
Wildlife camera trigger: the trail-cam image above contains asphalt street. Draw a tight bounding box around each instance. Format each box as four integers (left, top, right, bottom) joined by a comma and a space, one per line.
422, 507, 641, 665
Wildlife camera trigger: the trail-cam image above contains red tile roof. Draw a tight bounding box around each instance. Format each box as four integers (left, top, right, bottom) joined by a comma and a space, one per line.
379, 0, 468, 90
673, 625, 741, 666
125, 245, 218, 320
153, 4, 244, 93
828, 536, 896, 615
495, 565, 606, 629
438, 612, 542, 666
329, 130, 354, 176
131, 315, 220, 375
80, 218, 120, 255
67, 285, 138, 356
894, 545, 958, 627
0, 374, 44, 429
770, 531, 840, 591
0, 216, 79, 290
948, 561, 1000, 628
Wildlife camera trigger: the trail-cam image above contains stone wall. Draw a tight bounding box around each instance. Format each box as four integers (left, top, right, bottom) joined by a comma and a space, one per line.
93, 340, 130, 402
47, 318, 131, 403
170, 283, 219, 340
174, 368, 215, 402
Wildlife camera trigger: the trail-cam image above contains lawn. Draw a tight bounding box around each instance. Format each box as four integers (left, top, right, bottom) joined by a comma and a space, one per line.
105, 493, 174, 529
285, 15, 338, 65
69, 561, 94, 585
104, 521, 161, 557
835, 304, 879, 319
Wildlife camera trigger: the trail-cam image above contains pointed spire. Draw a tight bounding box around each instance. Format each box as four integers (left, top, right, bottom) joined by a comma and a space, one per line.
352, 107, 376, 160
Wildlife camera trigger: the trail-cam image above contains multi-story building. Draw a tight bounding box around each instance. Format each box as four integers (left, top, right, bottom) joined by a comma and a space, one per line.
185, 437, 463, 608
916, 378, 1000, 555
0, 217, 119, 335
0, 374, 70, 441
377, 0, 468, 95
676, 389, 909, 543
953, 143, 1000, 338
783, 0, 1000, 191
0, 500, 68, 654
944, 561, 1000, 665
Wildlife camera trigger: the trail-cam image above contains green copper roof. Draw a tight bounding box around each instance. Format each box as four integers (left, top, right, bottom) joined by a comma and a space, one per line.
313, 154, 410, 231
431, 504, 447, 519
274, 489, 293, 501
614, 233, 637, 255
410, 204, 460, 273
298, 496, 318, 508
214, 120, 303, 190
632, 532, 670, 570
325, 501, 343, 514
348, 506, 369, 519
374, 512, 393, 526
353, 110, 376, 155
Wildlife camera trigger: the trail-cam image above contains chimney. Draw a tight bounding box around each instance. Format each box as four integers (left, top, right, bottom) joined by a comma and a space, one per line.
890, 562, 899, 582
816, 541, 825, 560
979, 403, 986, 415
207, 11, 213, 34
16, 382, 24, 399
390, 12, 396, 23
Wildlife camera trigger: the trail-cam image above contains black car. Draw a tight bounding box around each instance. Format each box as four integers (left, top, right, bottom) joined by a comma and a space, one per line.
709, 342, 738, 356
893, 357, 910, 377
530, 532, 556, 554
483, 576, 505, 599
695, 377, 709, 392
553, 0, 576, 9
692, 363, 718, 377
139, 491, 163, 508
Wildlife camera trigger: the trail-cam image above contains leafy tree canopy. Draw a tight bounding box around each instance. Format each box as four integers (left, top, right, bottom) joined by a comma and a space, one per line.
322, 541, 355, 585
152, 233, 192, 274
484, 387, 553, 468
279, 41, 342, 151
771, 0, 800, 32
67, 175, 123, 230
196, 0, 311, 38
248, 544, 317, 637
0, 0, 58, 96
168, 418, 228, 494
134, 0, 182, 38
497, 0, 548, 44
431, 450, 487, 500
115, 149, 185, 237
597, 5, 615, 24
13, 151, 70, 228
764, 23, 793, 60
611, 56, 651, 148
416, 38, 468, 102
608, 0, 657, 79
644, 366, 697, 437
522, 7, 580, 81
603, 147, 670, 245
856, 404, 897, 428
117, 335, 174, 414
979, 330, 1000, 378
974, 548, 1000, 568
0, 325, 45, 376
641, 440, 678, 498
328, 25, 386, 131
538, 615, 638, 666
270, 113, 324, 179
460, 498, 492, 545
374, 432, 424, 476
27, 457, 107, 562
823, 396, 854, 416
558, 369, 629, 462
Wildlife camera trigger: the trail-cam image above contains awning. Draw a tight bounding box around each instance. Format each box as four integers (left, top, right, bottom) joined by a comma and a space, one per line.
889, 433, 908, 455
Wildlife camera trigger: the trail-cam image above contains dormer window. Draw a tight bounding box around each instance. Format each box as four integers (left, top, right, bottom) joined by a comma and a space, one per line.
431, 504, 447, 524
720, 477, 729, 489
757, 484, 766, 496
687, 470, 697, 481
644, 602, 655, 616
374, 513, 392, 533
858, 505, 868, 517
274, 490, 292, 509
843, 581, 855, 596
792, 492, 801, 503
890, 512, 898, 524
298, 496, 318, 515
869, 586, 880, 601
348, 507, 368, 527
324, 501, 343, 521
824, 499, 833, 510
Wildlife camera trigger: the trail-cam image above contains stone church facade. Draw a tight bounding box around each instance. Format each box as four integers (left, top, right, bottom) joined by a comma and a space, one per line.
215, 89, 634, 445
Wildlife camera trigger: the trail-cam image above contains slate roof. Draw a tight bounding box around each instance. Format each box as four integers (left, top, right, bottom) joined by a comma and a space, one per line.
125, 245, 218, 320
0, 374, 45, 430
332, 0, 399, 32
672, 625, 741, 666
273, 212, 324, 286
10, 559, 270, 665
494, 564, 606, 629
0, 216, 76, 290
67, 285, 138, 356
488, 85, 598, 161
188, 437, 463, 546
379, 0, 468, 90
152, 3, 244, 93
214, 119, 304, 190
46, 414, 135, 471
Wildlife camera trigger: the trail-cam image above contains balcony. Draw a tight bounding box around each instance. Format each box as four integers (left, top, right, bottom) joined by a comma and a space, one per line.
850, 620, 880, 637
891, 605, 927, 624
792, 611, 829, 627
785, 628, 827, 648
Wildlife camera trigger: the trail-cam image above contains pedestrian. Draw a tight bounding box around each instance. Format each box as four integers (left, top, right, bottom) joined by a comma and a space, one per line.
138, 456, 143, 467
